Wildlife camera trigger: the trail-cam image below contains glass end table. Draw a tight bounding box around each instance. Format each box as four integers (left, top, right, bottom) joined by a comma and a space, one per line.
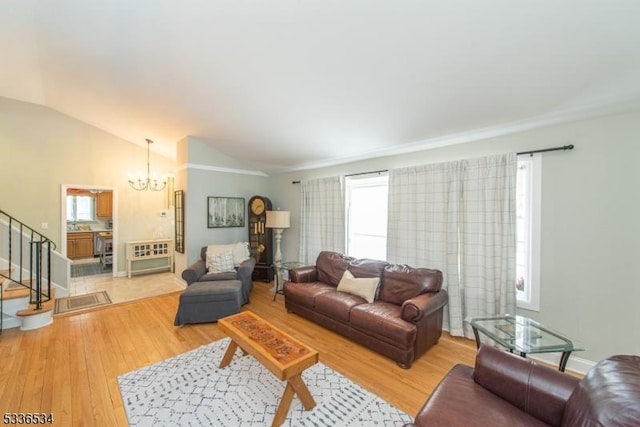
467, 314, 583, 371
272, 261, 304, 301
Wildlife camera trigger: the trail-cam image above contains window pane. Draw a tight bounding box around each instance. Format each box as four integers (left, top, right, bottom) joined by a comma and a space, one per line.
66, 195, 95, 221
346, 174, 389, 260
515, 155, 541, 311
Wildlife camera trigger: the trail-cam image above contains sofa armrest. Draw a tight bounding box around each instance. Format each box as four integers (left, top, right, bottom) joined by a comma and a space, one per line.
236, 257, 256, 284
474, 345, 580, 426
401, 290, 448, 323
289, 265, 317, 283
182, 259, 207, 285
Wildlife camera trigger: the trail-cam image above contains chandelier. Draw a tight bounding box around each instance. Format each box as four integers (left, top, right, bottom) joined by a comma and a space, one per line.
128, 139, 167, 191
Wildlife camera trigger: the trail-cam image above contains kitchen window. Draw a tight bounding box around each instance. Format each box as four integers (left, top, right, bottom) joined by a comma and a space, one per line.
66, 195, 95, 222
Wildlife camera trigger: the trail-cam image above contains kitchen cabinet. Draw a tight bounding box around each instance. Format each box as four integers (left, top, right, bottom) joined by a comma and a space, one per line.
67, 232, 94, 259
97, 192, 113, 217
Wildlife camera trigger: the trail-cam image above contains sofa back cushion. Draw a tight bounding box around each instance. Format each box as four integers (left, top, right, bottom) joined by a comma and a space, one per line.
348, 257, 388, 280
561, 355, 640, 427
316, 251, 388, 287
316, 251, 351, 286
474, 345, 578, 427
379, 264, 443, 305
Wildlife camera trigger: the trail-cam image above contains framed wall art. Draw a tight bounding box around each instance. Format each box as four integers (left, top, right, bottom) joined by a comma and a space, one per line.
207, 196, 245, 228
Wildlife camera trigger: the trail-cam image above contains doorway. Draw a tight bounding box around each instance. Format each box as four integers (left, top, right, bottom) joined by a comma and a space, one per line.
61, 185, 118, 282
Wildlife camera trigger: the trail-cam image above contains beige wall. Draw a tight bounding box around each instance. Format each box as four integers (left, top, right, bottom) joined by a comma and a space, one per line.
0, 97, 177, 276
267, 109, 640, 364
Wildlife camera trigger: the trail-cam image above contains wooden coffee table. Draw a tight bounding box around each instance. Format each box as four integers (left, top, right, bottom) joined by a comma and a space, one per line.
218, 311, 319, 426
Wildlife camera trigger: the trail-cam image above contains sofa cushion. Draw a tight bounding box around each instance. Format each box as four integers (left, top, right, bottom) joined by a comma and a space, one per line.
316, 251, 352, 286
350, 302, 417, 348
347, 257, 388, 280
414, 364, 549, 427
315, 290, 366, 322
474, 345, 578, 426
379, 265, 443, 305
282, 281, 335, 308
562, 355, 640, 427
200, 271, 237, 282
336, 270, 380, 303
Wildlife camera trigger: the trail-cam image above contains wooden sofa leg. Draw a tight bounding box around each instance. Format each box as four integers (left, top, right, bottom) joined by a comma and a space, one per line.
397, 361, 412, 369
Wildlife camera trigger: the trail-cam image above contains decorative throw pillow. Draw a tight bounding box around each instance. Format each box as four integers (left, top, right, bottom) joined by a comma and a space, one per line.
206, 242, 251, 269
209, 250, 235, 273
336, 270, 380, 303
232, 242, 250, 266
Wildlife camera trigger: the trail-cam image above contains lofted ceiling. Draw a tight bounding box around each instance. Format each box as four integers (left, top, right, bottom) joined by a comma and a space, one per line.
2, 1, 640, 172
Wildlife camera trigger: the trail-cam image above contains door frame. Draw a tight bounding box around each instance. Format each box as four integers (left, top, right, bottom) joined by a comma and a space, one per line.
61, 184, 118, 277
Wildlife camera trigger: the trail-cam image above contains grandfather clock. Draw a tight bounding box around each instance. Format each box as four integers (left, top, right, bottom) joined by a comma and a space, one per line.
248, 195, 274, 282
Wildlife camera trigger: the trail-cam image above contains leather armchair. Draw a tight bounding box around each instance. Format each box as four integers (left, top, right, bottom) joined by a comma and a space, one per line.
182, 246, 256, 304
407, 344, 640, 426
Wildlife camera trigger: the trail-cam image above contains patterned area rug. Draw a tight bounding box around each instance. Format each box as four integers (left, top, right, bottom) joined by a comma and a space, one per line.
118, 337, 413, 426
54, 291, 111, 314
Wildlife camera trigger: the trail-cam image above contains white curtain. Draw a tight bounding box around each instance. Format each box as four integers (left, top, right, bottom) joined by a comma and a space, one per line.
299, 176, 346, 265
387, 153, 517, 338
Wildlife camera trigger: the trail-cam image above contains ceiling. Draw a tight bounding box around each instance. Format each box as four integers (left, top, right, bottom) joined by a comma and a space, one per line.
2, 1, 640, 172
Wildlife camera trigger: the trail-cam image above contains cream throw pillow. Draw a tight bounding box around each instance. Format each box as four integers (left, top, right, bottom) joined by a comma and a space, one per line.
336, 270, 379, 303
207, 242, 250, 268
209, 250, 235, 273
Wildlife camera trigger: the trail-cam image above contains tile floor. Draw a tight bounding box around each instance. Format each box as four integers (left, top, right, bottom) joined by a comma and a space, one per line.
69, 271, 184, 304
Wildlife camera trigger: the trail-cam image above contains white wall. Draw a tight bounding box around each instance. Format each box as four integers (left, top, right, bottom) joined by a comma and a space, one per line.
267, 109, 640, 363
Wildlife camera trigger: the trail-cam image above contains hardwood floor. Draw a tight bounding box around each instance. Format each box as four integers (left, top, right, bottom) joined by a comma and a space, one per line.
0, 279, 478, 426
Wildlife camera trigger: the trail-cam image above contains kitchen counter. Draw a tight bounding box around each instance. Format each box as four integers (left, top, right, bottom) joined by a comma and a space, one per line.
67, 228, 111, 233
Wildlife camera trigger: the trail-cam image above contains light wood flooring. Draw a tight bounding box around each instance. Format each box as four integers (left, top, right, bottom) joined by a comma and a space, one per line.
1, 278, 478, 426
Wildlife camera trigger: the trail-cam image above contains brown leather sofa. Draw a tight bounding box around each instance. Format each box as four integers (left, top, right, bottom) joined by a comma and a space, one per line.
283, 251, 448, 368
406, 344, 640, 426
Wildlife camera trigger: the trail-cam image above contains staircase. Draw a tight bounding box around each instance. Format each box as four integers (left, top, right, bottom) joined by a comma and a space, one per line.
1, 210, 56, 332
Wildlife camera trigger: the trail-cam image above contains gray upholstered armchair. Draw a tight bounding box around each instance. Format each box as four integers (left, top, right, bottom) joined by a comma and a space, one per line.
182, 246, 256, 304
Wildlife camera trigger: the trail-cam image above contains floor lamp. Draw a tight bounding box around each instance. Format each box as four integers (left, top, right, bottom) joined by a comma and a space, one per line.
265, 210, 290, 266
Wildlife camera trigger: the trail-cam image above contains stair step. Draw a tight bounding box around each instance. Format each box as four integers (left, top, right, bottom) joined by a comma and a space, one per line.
2, 287, 31, 300
16, 288, 55, 317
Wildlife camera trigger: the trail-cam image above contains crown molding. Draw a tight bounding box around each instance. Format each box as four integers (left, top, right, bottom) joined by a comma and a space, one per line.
279, 97, 640, 173
178, 163, 268, 177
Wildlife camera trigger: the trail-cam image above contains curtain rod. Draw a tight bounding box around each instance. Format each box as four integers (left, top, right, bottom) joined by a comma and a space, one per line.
292, 145, 575, 183
292, 169, 387, 184
517, 144, 574, 156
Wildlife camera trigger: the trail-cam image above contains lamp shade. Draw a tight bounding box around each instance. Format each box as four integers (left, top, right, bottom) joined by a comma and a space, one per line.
265, 210, 290, 229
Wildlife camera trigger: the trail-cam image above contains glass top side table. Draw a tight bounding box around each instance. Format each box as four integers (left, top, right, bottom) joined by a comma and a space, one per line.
272, 261, 305, 301
467, 314, 583, 371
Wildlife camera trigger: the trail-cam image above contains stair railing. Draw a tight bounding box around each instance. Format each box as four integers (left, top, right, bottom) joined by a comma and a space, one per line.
1, 210, 56, 326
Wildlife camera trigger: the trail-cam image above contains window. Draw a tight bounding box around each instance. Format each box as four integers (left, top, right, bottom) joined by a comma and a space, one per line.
345, 173, 389, 260
515, 155, 541, 311
66, 195, 95, 221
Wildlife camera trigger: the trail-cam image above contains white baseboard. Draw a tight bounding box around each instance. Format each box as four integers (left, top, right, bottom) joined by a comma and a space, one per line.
174, 276, 187, 289
528, 352, 595, 375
